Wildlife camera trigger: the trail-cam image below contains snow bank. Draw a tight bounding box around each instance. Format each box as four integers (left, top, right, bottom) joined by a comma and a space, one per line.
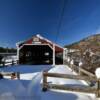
41, 90, 95, 100
0, 65, 96, 100
79, 62, 83, 67
0, 79, 29, 100
70, 60, 74, 65
28, 65, 95, 100
95, 68, 100, 79
20, 73, 39, 80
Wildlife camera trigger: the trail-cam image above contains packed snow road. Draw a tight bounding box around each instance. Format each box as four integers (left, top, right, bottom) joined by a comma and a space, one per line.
0, 65, 96, 100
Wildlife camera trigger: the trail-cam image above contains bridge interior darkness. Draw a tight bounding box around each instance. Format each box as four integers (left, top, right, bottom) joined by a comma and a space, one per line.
19, 45, 53, 65
19, 45, 63, 65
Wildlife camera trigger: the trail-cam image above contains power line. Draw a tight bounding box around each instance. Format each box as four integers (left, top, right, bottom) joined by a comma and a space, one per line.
55, 0, 66, 43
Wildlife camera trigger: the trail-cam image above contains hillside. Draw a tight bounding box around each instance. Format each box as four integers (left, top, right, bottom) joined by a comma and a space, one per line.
65, 34, 100, 53
64, 34, 100, 74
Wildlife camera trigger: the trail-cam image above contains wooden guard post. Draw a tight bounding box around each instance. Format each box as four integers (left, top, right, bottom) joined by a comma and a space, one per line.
42, 71, 48, 91
11, 72, 20, 79
97, 79, 100, 97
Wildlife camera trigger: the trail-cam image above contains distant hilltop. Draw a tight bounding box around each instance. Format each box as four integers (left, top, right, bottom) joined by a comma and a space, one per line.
65, 34, 100, 53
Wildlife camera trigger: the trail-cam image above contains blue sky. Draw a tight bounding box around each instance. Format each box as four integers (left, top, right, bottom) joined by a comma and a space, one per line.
0, 0, 100, 48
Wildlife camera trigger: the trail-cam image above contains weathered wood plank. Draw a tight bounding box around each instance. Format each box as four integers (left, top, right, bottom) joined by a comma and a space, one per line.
43, 72, 97, 82
47, 84, 97, 93
79, 68, 95, 78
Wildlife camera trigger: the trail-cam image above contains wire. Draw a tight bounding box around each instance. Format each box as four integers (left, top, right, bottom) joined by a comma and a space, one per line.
55, 0, 66, 43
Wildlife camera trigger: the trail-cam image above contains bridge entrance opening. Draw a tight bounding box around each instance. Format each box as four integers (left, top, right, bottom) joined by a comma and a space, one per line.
19, 45, 53, 65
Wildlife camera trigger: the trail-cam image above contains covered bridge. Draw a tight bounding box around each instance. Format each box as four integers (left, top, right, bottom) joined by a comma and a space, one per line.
16, 34, 64, 65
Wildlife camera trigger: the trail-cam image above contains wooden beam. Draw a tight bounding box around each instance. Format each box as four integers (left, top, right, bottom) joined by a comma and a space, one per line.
79, 68, 95, 78
42, 71, 99, 97
43, 72, 97, 82
47, 84, 97, 93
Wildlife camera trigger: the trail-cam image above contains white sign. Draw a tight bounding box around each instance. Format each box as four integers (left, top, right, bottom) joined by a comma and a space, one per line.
33, 37, 39, 42
32, 37, 41, 44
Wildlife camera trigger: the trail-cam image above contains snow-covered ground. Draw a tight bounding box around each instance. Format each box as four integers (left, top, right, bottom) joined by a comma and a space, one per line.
0, 65, 96, 100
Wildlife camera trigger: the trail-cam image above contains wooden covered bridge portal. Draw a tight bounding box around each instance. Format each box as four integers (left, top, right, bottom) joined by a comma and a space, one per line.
16, 34, 64, 65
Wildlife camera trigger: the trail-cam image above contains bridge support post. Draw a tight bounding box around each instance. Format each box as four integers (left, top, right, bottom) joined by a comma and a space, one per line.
53, 44, 55, 66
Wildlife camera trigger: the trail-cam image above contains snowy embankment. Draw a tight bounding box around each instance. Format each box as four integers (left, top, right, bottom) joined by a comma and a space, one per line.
0, 65, 96, 100
0, 79, 28, 100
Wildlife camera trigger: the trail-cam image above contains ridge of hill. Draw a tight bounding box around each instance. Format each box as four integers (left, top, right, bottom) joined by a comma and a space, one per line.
65, 34, 100, 52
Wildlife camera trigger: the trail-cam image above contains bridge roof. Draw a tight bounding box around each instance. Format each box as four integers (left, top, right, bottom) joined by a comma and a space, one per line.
16, 34, 63, 53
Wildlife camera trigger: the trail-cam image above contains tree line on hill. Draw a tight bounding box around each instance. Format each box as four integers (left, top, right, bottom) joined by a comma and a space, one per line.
0, 47, 17, 53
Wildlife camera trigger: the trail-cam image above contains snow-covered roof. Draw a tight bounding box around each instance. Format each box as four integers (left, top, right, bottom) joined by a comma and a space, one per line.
16, 34, 64, 52
17, 34, 59, 46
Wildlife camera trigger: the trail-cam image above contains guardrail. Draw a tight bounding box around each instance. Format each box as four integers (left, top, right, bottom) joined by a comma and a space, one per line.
0, 60, 19, 67
42, 71, 100, 97
64, 60, 95, 78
